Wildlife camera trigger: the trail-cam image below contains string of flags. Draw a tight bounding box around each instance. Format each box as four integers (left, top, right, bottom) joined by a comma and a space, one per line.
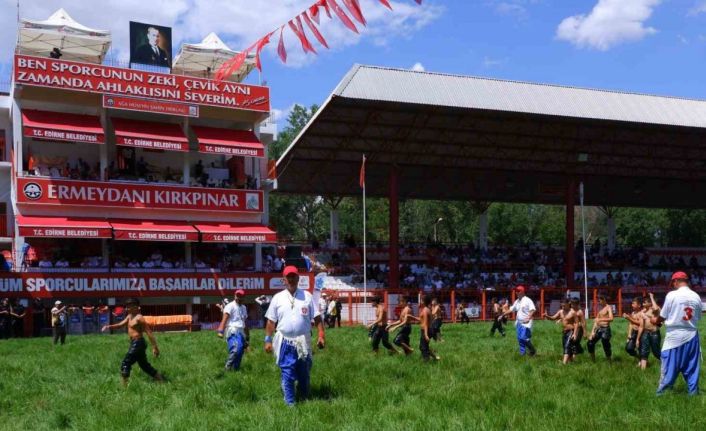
214, 0, 423, 81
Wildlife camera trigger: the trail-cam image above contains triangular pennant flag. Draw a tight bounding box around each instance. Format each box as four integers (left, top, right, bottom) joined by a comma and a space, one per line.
378, 0, 393, 10
327, 0, 359, 34
319, 0, 332, 18
289, 17, 317, 54
302, 12, 329, 49
343, 0, 366, 25
277, 26, 287, 63
254, 32, 273, 71
309, 5, 320, 24
359, 154, 366, 189
217, 49, 249, 82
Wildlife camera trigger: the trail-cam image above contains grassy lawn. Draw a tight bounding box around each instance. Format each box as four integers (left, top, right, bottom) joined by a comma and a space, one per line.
1, 319, 704, 430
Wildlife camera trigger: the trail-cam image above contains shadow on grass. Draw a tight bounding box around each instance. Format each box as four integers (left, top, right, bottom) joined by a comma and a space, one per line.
308, 381, 340, 401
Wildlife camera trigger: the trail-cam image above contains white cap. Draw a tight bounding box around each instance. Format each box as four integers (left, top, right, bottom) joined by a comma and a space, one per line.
54, 300, 62, 306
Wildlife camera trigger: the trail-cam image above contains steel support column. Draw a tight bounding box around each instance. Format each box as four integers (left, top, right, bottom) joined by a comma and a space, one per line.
389, 165, 399, 290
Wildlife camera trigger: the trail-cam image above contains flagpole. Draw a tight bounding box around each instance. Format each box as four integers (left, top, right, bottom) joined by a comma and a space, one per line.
580, 182, 589, 318
362, 154, 367, 326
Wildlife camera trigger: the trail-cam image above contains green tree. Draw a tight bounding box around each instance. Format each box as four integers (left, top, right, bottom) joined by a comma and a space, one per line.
269, 104, 325, 241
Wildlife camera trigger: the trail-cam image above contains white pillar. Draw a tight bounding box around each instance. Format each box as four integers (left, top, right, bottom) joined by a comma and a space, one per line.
14, 236, 24, 270
255, 244, 263, 271
329, 209, 339, 249
607, 217, 616, 252
479, 211, 489, 251
183, 151, 190, 186
185, 243, 192, 267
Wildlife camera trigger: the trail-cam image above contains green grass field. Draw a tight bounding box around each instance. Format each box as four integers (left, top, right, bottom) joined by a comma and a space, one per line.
1, 320, 705, 431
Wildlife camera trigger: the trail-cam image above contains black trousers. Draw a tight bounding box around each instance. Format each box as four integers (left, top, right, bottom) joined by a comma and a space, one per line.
52, 326, 66, 345
394, 324, 411, 347
419, 334, 431, 361
33, 313, 44, 337
625, 329, 639, 357
0, 318, 9, 339
639, 330, 661, 360
572, 327, 584, 355
562, 329, 573, 355
121, 337, 158, 378
431, 318, 442, 340
371, 326, 394, 351
587, 326, 612, 358
490, 318, 506, 335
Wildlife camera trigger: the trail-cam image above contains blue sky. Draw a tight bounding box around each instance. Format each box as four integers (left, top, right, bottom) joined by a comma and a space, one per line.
3, 1, 706, 127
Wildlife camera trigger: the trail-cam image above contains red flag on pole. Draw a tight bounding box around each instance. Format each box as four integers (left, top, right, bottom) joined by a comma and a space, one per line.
359, 154, 366, 189
254, 32, 273, 71
289, 17, 317, 54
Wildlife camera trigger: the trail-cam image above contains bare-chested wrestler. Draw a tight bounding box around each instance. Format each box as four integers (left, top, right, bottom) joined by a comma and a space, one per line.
570, 298, 585, 356
101, 298, 164, 386
623, 298, 643, 361
367, 297, 398, 354
387, 296, 419, 355
489, 297, 506, 337
544, 300, 578, 364
638, 295, 662, 369
587, 295, 613, 362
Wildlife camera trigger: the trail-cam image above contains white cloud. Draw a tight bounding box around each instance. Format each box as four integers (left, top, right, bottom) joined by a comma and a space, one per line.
410, 62, 425, 71
270, 104, 296, 126
677, 34, 689, 44
688, 1, 706, 16
0, 0, 442, 69
556, 0, 662, 51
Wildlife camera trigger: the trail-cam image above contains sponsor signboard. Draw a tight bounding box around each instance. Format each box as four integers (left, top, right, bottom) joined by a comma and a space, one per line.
0, 273, 314, 298
16, 177, 263, 213
103, 94, 199, 117
201, 233, 276, 243
15, 55, 269, 112
18, 227, 112, 238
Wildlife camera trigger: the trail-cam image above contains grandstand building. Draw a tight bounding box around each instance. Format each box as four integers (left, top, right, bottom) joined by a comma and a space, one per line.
0, 10, 309, 331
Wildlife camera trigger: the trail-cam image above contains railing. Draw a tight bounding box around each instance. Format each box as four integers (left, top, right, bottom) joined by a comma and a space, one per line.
18, 266, 279, 274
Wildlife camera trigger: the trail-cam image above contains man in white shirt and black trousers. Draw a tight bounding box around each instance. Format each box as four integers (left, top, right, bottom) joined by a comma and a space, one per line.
217, 289, 249, 371
265, 266, 325, 405
498, 285, 537, 356
655, 271, 702, 396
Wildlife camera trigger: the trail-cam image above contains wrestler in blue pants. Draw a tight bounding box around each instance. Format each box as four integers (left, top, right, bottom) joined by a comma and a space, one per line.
657, 335, 701, 396
517, 325, 536, 356
278, 341, 312, 405
225, 332, 245, 371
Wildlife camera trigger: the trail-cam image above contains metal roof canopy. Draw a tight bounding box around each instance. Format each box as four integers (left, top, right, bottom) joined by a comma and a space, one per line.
277, 65, 706, 209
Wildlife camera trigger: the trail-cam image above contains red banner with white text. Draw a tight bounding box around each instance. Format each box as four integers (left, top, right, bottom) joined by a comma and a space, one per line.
0, 272, 313, 298
15, 55, 269, 113
16, 177, 264, 213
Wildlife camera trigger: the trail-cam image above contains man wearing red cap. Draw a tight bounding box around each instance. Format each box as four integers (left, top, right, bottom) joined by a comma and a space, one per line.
217, 289, 249, 371
498, 286, 536, 356
264, 266, 325, 405
655, 271, 702, 396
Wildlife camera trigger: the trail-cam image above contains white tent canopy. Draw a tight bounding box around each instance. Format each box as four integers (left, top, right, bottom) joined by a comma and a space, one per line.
18, 8, 111, 64
172, 32, 255, 82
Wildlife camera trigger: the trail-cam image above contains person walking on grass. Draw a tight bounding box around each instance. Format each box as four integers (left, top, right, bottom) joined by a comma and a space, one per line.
570, 298, 585, 356
101, 298, 164, 386
368, 297, 398, 355
543, 299, 578, 365
498, 285, 536, 356
655, 271, 702, 396
217, 289, 250, 371
387, 296, 419, 355
623, 298, 643, 361
418, 295, 439, 362
587, 295, 613, 362
430, 298, 444, 342
489, 297, 506, 337
51, 300, 67, 346
637, 296, 661, 370
264, 266, 325, 406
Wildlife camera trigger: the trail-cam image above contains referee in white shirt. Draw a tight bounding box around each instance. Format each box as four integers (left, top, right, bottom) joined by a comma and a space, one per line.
264, 266, 325, 405
655, 271, 702, 395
